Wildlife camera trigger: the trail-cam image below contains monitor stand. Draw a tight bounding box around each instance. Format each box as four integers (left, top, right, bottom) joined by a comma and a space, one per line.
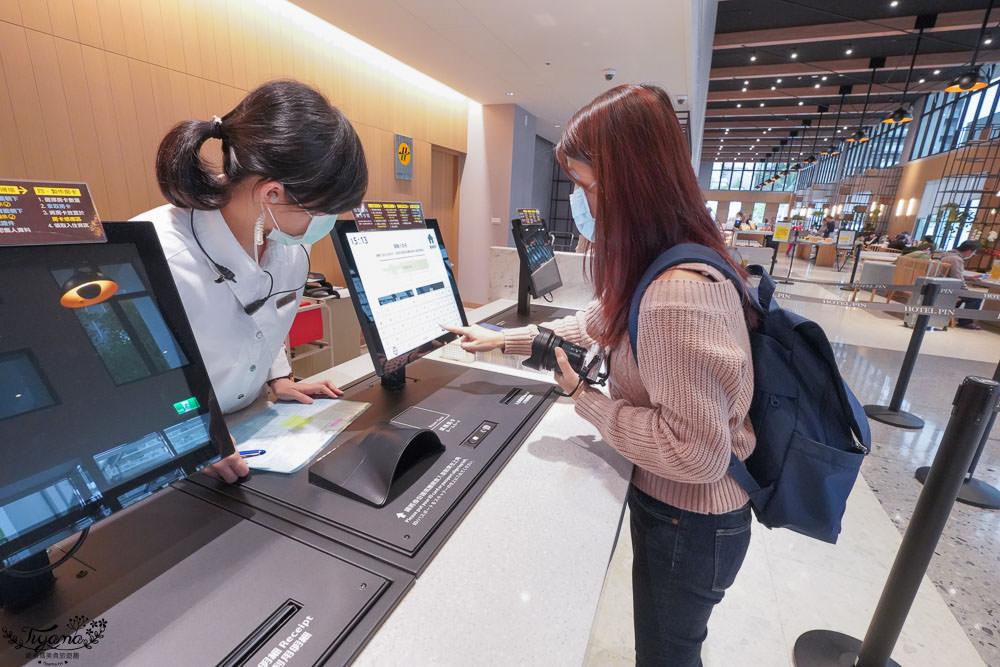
479, 260, 576, 328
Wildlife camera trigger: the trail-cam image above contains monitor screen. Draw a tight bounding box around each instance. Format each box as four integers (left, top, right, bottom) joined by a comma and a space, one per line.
332, 219, 467, 376
0, 221, 229, 568
512, 220, 562, 298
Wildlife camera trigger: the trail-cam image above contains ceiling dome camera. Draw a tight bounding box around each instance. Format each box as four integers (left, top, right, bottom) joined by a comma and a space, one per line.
603, 67, 617, 81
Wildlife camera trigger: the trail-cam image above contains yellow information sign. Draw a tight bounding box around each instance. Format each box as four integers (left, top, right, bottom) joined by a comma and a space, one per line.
773, 223, 792, 242
397, 142, 412, 166
33, 186, 82, 197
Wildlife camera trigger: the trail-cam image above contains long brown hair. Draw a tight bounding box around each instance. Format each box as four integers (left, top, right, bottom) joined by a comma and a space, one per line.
555, 84, 755, 346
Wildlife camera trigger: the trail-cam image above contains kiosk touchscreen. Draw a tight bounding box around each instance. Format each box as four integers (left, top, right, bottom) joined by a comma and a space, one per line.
0, 221, 230, 572
1, 222, 410, 666
192, 217, 557, 575
480, 218, 576, 329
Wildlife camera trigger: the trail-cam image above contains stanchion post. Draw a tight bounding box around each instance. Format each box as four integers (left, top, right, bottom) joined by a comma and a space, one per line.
849, 243, 862, 283
856, 377, 1000, 666
864, 282, 940, 429
915, 360, 1000, 509
794, 376, 1000, 667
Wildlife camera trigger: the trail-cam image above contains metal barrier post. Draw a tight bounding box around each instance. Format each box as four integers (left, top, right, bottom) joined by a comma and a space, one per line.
794, 376, 1000, 667
915, 360, 1000, 509
863, 282, 940, 429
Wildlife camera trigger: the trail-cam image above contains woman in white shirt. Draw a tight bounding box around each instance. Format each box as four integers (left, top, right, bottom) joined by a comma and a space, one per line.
133, 80, 368, 481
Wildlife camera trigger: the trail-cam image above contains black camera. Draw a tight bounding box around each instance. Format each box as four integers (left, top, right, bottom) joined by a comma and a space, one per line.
522, 328, 608, 391
523, 327, 588, 374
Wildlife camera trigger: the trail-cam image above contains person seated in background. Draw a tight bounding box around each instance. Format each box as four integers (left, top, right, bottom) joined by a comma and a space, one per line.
939, 240, 984, 329
918, 235, 936, 251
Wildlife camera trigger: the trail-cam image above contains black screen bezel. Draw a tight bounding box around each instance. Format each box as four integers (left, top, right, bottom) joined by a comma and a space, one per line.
0, 220, 232, 566
511, 218, 563, 298
331, 218, 468, 377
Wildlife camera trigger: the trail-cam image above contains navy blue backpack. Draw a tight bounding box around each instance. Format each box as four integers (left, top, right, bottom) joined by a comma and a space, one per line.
627, 244, 871, 543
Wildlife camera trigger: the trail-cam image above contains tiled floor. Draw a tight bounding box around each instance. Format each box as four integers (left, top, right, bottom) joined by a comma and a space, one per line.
583, 254, 1000, 666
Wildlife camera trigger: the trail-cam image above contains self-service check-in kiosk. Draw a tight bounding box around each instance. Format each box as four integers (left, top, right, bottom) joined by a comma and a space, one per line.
1, 213, 557, 665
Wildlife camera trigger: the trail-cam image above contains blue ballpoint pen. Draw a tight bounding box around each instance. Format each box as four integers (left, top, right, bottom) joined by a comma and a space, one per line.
238, 449, 267, 458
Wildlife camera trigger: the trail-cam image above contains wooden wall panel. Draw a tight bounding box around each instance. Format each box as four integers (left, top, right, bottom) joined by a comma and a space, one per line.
1, 0, 469, 275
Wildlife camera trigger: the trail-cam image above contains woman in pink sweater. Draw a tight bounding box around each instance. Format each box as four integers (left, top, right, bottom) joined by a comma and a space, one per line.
448, 85, 756, 666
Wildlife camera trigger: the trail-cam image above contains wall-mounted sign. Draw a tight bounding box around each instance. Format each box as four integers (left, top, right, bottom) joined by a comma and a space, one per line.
0, 179, 103, 246
394, 134, 413, 181
353, 201, 425, 231
517, 208, 542, 224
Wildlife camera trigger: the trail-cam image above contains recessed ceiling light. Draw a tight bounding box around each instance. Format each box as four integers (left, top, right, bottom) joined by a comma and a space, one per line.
760, 102, 765, 107
821, 75, 828, 81
771, 86, 777, 90
890, 0, 898, 7
842, 125, 847, 129
798, 101, 804, 106
750, 52, 758, 62
768, 127, 772, 130
986, 37, 993, 45
744, 80, 749, 85
790, 50, 798, 59
919, 78, 925, 83
776, 78, 783, 83
814, 83, 821, 88
737, 103, 742, 107
742, 87, 748, 92
845, 45, 854, 55
506, 91, 515, 96
756, 138, 761, 141
933, 69, 941, 75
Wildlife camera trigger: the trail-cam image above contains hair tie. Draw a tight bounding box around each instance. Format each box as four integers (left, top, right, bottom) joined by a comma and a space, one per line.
209, 115, 224, 140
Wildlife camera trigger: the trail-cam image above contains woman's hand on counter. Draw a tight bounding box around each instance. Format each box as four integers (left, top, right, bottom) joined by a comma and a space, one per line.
201, 450, 250, 484
441, 324, 505, 352
271, 377, 344, 404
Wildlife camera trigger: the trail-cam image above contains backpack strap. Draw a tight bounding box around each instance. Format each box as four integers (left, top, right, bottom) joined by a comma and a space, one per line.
627, 243, 743, 365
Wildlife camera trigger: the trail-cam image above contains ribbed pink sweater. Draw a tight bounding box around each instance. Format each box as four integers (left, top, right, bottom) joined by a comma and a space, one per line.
503, 264, 755, 514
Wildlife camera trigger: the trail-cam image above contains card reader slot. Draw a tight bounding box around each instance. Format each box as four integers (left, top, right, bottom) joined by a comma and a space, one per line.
217, 598, 303, 667
500, 388, 522, 405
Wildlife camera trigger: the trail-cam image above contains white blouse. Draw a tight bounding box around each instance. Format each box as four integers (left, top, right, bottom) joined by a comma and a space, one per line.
131, 205, 307, 414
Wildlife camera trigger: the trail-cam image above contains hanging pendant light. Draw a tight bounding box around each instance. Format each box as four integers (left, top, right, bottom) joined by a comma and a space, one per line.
791, 123, 809, 171
805, 106, 827, 164
884, 16, 932, 123
946, 0, 993, 93
825, 88, 850, 155
774, 140, 788, 181
847, 58, 883, 143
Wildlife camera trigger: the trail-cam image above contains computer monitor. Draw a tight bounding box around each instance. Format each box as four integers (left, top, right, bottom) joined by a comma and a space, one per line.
331, 219, 468, 388
0, 221, 230, 570
511, 219, 562, 299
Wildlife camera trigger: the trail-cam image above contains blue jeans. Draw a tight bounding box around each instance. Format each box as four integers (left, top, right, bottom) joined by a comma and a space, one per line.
628, 485, 752, 666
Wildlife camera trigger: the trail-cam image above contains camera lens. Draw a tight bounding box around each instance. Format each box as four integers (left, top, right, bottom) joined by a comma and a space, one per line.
522, 327, 589, 375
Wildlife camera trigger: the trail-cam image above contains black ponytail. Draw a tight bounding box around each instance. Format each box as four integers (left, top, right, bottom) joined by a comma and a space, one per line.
155, 119, 229, 210
154, 80, 368, 213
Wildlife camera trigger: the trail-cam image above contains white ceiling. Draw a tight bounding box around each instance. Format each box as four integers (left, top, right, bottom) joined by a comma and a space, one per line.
294, 0, 707, 145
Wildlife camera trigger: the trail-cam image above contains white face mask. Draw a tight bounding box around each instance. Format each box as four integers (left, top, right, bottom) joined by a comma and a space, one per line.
266, 207, 337, 246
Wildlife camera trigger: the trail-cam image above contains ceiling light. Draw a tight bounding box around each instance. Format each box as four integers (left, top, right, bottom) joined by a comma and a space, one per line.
750, 51, 758, 62
736, 103, 742, 107
744, 80, 749, 85
506, 91, 515, 96
918, 78, 925, 84
883, 105, 913, 124
821, 76, 828, 81
760, 102, 765, 107
890, 0, 898, 7
933, 69, 941, 75
771, 86, 777, 90
798, 101, 804, 106
776, 78, 783, 83
946, 68, 988, 92
986, 37, 994, 45
814, 83, 821, 88
790, 50, 798, 59
756, 138, 761, 141
742, 87, 748, 92
845, 45, 854, 55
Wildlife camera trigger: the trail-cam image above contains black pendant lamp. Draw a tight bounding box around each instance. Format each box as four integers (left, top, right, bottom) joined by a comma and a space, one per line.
825, 86, 851, 155
885, 15, 934, 123
847, 58, 884, 143
946, 0, 993, 93
805, 106, 827, 164
791, 124, 810, 171
59, 266, 119, 308
774, 139, 789, 182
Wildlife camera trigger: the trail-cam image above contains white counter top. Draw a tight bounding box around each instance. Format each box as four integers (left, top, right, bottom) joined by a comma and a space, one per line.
300, 300, 631, 665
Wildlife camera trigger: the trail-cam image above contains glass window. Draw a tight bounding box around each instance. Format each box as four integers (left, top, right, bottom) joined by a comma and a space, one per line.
727, 201, 743, 223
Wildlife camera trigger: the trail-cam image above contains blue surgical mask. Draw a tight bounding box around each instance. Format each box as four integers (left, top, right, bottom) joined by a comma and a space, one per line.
266, 206, 337, 246
569, 184, 596, 242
